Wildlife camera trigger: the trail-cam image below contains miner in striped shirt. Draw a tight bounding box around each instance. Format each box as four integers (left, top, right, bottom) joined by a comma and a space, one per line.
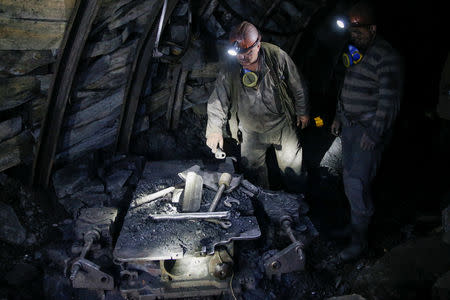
331, 1, 404, 261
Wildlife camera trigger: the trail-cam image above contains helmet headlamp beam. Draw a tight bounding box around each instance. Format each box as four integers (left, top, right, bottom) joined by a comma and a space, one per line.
227, 38, 260, 57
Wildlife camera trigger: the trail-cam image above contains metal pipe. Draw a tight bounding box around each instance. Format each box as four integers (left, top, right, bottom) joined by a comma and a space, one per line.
208, 184, 226, 212
208, 173, 232, 212
153, 0, 168, 57
134, 186, 175, 206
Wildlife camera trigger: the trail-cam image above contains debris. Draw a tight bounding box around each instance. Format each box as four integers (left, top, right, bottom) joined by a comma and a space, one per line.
0, 202, 26, 245
52, 165, 90, 198
5, 263, 39, 286
104, 169, 132, 193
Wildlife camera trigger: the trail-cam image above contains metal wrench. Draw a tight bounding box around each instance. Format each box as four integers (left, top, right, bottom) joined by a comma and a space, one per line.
223, 197, 240, 208
205, 219, 232, 229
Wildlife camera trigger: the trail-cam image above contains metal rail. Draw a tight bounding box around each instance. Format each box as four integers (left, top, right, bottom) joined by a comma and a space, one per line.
116, 0, 179, 153
31, 0, 101, 188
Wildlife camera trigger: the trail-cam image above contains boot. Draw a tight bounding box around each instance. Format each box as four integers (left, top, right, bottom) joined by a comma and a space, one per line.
338, 222, 368, 262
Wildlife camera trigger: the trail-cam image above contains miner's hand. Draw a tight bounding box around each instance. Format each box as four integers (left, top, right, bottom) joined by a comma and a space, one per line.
297, 115, 310, 129
331, 120, 341, 136
360, 133, 375, 151
206, 133, 223, 153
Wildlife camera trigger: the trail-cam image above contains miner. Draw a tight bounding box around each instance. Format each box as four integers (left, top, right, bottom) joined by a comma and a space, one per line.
331, 1, 404, 261
205, 21, 310, 190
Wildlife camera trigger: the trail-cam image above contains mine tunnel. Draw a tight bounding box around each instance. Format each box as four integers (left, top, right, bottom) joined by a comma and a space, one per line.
0, 0, 449, 299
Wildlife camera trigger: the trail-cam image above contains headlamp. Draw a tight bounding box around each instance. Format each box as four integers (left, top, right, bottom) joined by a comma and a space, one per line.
227, 41, 239, 56
336, 18, 346, 29
227, 38, 260, 57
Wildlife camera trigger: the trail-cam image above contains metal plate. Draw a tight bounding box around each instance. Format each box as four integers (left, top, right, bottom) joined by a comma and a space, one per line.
113, 160, 261, 262
113, 206, 260, 261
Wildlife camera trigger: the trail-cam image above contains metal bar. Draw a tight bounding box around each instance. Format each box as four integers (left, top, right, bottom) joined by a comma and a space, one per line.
134, 186, 176, 206
208, 184, 226, 212
31, 0, 101, 188
149, 211, 230, 221
154, 0, 168, 51
116, 0, 179, 153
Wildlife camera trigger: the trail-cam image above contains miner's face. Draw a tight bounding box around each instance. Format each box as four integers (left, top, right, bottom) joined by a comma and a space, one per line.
237, 42, 260, 67
348, 14, 376, 50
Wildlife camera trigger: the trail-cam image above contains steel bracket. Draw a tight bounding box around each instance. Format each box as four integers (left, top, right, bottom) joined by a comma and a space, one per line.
263, 241, 305, 277
71, 258, 114, 290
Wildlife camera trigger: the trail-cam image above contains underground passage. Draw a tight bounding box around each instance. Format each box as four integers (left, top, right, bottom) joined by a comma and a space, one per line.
0, 0, 449, 299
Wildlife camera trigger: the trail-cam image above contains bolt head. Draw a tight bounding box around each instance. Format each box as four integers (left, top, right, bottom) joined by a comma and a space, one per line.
271, 260, 281, 269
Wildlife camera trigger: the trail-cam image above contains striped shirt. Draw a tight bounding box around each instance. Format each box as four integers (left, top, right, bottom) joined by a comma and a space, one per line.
337, 36, 403, 140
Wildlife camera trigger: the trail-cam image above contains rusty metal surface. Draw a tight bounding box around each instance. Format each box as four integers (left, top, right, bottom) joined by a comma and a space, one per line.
31, 0, 101, 187
116, 0, 179, 153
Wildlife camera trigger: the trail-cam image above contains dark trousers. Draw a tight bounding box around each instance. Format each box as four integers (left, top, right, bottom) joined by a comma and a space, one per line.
341, 124, 387, 225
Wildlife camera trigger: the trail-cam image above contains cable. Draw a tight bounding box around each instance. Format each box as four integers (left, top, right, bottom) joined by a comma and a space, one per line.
230, 270, 237, 300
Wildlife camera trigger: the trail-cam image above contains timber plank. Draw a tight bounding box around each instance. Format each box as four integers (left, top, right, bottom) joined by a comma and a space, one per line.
108, 1, 161, 31
63, 89, 123, 129
0, 76, 40, 111
0, 0, 75, 20
0, 131, 32, 173
59, 107, 120, 150
31, 97, 48, 127
0, 117, 22, 143
0, 17, 68, 50
0, 50, 55, 77
56, 121, 118, 163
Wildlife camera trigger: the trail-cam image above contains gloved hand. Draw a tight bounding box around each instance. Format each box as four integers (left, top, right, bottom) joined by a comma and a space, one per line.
360, 132, 375, 151
331, 120, 341, 136
206, 133, 223, 153
297, 115, 310, 129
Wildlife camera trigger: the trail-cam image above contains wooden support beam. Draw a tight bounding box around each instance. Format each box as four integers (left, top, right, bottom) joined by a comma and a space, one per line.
31, 0, 101, 188
170, 69, 189, 130
165, 64, 182, 129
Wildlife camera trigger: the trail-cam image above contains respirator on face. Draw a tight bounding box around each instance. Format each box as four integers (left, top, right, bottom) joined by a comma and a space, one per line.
342, 44, 363, 67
